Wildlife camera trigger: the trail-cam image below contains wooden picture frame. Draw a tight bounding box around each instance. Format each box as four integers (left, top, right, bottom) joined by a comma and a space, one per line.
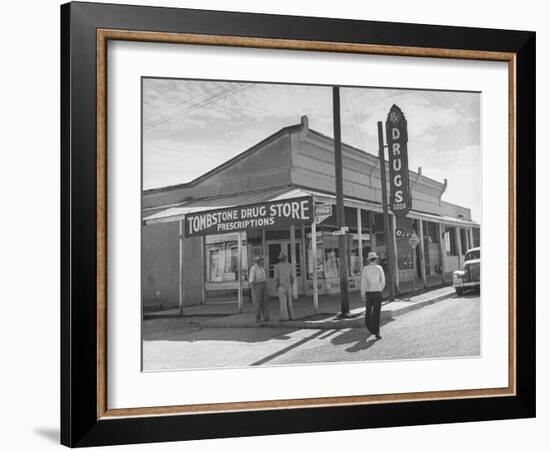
61, 1, 535, 447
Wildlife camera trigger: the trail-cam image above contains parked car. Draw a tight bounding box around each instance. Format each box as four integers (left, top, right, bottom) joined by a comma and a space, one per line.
452, 247, 480, 295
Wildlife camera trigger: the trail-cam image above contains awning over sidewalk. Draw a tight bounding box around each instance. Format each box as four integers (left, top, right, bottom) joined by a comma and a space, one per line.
143, 185, 477, 228
143, 187, 315, 225
407, 210, 479, 227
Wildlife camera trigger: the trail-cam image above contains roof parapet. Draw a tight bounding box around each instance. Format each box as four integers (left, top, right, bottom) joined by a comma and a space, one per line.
411, 166, 423, 190
300, 115, 309, 130
298, 115, 309, 140
439, 178, 448, 206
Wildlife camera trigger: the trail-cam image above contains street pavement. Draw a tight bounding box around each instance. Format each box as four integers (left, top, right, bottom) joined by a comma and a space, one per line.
142, 293, 480, 371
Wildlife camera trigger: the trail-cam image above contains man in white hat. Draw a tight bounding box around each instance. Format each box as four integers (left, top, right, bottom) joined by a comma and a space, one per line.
360, 252, 386, 340
274, 251, 295, 321
249, 255, 270, 324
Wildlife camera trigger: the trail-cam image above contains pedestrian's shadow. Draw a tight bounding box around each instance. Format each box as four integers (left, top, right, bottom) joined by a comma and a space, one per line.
345, 337, 378, 353
329, 329, 378, 352
330, 318, 394, 353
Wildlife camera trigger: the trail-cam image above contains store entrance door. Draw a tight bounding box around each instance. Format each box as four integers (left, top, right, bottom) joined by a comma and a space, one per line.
266, 241, 303, 297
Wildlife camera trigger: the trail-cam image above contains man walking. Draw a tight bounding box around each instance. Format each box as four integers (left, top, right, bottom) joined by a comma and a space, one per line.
360, 252, 386, 340
249, 255, 270, 324
274, 251, 295, 321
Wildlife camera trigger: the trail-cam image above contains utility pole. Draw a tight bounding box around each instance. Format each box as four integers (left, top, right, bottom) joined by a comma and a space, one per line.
333, 87, 350, 316
377, 121, 396, 301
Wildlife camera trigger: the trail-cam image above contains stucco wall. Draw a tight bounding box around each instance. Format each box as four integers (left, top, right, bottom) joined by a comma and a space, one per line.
181, 236, 204, 306
142, 222, 204, 309
290, 129, 448, 215
142, 222, 179, 308
441, 201, 472, 221
143, 121, 472, 222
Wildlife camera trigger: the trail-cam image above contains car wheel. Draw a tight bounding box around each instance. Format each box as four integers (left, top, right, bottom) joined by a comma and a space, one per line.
455, 287, 464, 296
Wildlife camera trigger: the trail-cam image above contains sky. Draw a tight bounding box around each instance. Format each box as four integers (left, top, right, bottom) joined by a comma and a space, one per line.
143, 79, 481, 221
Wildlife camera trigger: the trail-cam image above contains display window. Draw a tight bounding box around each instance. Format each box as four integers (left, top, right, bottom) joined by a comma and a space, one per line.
306, 233, 324, 280
323, 235, 340, 279
423, 220, 440, 243
205, 233, 248, 282
349, 233, 371, 277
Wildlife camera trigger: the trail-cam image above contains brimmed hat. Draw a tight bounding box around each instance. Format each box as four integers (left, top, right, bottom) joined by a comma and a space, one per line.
255, 255, 264, 262
367, 252, 379, 261
278, 251, 287, 260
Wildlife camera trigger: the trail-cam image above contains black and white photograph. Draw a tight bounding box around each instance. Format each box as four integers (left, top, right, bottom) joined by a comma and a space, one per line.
0, 0, 542, 447
141, 78, 481, 371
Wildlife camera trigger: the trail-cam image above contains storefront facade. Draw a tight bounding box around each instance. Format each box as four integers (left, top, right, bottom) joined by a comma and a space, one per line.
143, 116, 479, 310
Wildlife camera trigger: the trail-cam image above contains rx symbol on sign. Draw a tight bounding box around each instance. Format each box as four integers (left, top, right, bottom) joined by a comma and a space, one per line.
389, 111, 400, 124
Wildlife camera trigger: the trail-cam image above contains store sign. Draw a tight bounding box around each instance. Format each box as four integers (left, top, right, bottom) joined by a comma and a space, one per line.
386, 104, 412, 219
315, 203, 331, 216
314, 203, 332, 225
184, 196, 313, 237
332, 227, 348, 236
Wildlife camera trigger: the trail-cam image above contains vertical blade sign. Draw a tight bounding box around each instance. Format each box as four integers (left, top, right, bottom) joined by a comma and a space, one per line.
385, 104, 411, 219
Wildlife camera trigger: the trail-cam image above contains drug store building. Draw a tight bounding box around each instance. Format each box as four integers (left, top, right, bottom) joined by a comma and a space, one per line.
143, 116, 479, 311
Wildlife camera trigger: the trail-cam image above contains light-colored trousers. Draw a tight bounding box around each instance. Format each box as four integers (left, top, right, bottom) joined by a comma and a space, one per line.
277, 285, 294, 320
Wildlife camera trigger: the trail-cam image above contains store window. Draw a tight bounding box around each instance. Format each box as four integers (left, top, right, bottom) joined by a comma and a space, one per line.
373, 213, 386, 246
323, 235, 340, 279
205, 233, 248, 282
423, 220, 440, 244
306, 233, 323, 280
350, 234, 371, 277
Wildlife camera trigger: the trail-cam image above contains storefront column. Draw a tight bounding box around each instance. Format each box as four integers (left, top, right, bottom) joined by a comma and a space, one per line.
312, 220, 319, 312
290, 224, 298, 300
390, 214, 400, 292
257, 228, 267, 307
438, 223, 447, 283
201, 236, 206, 304
357, 208, 363, 269
455, 226, 463, 268
469, 227, 475, 249
237, 232, 242, 312
300, 223, 307, 296
368, 211, 376, 248
262, 229, 267, 261
418, 218, 427, 288
178, 220, 183, 314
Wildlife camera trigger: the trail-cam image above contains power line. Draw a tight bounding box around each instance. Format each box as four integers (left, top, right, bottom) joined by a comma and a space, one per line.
342, 94, 362, 150
346, 93, 368, 151
409, 91, 474, 154
143, 82, 232, 127
144, 84, 239, 130
437, 91, 480, 139
144, 84, 252, 131
423, 91, 479, 148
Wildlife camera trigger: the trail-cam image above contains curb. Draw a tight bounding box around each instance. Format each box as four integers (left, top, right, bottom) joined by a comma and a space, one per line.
198, 291, 455, 330
387, 291, 456, 319
143, 313, 230, 321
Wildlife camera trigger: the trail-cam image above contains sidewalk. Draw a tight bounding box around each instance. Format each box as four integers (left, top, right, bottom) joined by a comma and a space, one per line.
144, 286, 456, 329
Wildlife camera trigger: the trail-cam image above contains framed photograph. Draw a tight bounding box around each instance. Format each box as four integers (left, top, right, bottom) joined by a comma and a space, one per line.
61, 1, 535, 447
